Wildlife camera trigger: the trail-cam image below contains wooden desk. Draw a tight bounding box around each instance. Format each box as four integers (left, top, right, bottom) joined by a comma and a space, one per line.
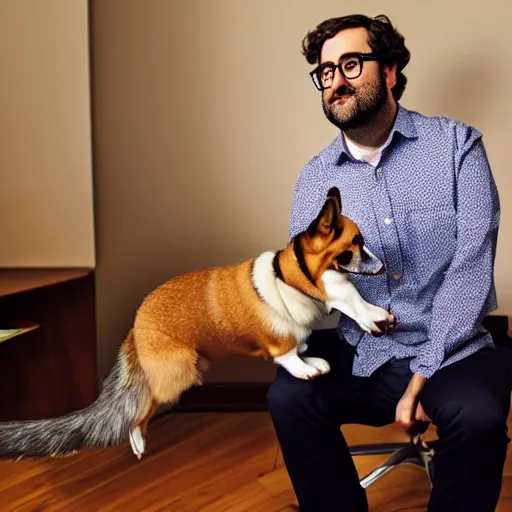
0, 268, 98, 421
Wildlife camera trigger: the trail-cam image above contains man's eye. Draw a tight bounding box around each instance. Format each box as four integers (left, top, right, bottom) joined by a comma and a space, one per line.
343, 59, 358, 71
322, 68, 334, 79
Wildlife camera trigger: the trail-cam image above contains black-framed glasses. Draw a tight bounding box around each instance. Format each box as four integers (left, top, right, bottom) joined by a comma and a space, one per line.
310, 52, 379, 91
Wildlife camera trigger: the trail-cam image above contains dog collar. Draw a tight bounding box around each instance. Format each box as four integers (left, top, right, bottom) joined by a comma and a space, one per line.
272, 250, 285, 281
292, 237, 315, 285
272, 241, 316, 287
270, 249, 324, 305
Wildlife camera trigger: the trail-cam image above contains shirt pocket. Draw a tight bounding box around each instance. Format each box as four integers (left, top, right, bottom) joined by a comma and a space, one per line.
402, 207, 457, 281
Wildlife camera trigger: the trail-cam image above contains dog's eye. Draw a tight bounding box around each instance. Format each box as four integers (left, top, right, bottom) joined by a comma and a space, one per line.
337, 251, 353, 265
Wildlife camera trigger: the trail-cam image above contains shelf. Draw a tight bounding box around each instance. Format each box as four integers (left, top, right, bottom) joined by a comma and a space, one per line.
0, 323, 40, 344
0, 268, 92, 298
0, 268, 97, 421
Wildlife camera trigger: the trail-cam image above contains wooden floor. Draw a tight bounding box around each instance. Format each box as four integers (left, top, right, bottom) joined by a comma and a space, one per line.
1, 411, 512, 511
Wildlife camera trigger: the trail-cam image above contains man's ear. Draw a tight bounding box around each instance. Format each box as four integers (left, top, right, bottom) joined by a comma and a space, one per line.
307, 187, 342, 237
383, 63, 397, 90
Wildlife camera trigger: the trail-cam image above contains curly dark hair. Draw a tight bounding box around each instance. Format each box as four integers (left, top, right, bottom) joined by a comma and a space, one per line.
301, 14, 410, 101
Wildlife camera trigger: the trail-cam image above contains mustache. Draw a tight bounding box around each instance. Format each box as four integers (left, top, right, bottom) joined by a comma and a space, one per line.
330, 85, 355, 104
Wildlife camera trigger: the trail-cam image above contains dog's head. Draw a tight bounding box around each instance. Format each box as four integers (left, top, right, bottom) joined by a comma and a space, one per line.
280, 187, 384, 300
302, 186, 384, 276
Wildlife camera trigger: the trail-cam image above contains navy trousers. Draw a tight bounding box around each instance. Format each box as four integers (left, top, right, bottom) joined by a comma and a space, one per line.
267, 329, 512, 512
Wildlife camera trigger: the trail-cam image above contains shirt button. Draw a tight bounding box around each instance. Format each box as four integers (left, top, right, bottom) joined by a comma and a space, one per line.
393, 273, 401, 280
376, 168, 383, 176
384, 218, 392, 225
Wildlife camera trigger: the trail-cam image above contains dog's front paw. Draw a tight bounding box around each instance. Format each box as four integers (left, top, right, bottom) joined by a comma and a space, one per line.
274, 350, 329, 380
303, 357, 330, 375
373, 314, 397, 336
297, 341, 308, 354
358, 305, 397, 336
291, 362, 324, 380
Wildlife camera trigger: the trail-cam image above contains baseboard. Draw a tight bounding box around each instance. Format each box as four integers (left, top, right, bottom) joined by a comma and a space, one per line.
172, 382, 271, 412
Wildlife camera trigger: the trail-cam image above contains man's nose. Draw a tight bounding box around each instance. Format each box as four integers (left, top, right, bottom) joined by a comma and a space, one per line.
331, 66, 349, 90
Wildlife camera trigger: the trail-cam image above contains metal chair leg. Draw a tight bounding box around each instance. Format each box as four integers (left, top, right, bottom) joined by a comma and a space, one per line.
351, 434, 436, 489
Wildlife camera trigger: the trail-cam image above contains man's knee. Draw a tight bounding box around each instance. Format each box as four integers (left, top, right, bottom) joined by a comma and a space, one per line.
462, 408, 509, 446
439, 401, 509, 447
267, 369, 312, 427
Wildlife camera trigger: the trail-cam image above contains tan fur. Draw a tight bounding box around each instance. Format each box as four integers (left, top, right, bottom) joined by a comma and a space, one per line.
99, 188, 386, 449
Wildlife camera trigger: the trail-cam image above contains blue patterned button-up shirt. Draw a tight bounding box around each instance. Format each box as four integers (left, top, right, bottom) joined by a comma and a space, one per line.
289, 105, 500, 378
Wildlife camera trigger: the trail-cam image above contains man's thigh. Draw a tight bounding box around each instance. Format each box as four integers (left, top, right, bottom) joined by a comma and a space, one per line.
273, 329, 406, 427
421, 346, 512, 434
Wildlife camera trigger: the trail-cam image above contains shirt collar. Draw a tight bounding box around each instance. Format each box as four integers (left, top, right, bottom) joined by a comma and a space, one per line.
335, 104, 418, 164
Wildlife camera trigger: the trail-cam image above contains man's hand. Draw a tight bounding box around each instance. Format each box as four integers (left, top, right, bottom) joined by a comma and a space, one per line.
395, 373, 431, 429
396, 390, 418, 428
395, 393, 430, 428
415, 401, 430, 423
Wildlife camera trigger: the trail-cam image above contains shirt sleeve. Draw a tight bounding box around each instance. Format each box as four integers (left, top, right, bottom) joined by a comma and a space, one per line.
409, 127, 501, 378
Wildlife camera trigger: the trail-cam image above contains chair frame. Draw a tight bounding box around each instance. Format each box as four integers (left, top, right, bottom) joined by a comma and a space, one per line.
348, 315, 510, 489
349, 426, 437, 488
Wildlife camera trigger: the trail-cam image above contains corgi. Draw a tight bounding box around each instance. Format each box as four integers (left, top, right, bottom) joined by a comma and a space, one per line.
0, 187, 395, 461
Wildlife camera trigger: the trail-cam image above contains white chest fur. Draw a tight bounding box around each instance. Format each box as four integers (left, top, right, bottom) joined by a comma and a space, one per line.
251, 251, 326, 345
251, 252, 332, 380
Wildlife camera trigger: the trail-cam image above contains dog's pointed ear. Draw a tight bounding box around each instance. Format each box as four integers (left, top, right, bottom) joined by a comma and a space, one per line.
307, 187, 342, 237
326, 187, 342, 216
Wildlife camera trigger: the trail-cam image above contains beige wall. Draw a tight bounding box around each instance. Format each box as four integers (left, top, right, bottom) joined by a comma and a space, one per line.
0, 1, 95, 268
90, 0, 512, 382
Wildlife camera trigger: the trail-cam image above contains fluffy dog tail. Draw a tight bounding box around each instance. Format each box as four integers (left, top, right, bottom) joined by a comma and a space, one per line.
0, 331, 152, 459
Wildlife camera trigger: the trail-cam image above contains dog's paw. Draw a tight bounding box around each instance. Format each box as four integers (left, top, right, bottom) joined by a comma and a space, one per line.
274, 351, 329, 380
303, 357, 330, 375
358, 305, 396, 336
290, 363, 323, 380
282, 359, 325, 380
373, 314, 397, 335
129, 426, 146, 460
297, 341, 308, 354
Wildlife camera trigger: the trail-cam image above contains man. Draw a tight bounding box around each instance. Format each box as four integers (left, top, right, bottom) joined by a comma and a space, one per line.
267, 13, 511, 512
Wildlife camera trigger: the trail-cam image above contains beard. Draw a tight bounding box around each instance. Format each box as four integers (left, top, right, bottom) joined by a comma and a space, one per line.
322, 70, 388, 131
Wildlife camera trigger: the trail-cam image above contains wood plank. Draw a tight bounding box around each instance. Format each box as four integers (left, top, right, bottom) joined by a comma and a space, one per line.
1, 411, 512, 511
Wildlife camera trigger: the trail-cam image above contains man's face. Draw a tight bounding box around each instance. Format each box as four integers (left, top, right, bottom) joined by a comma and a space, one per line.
319, 27, 393, 131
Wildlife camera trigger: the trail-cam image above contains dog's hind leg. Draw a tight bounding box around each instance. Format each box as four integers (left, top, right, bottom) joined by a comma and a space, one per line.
129, 400, 157, 459
131, 330, 205, 458
136, 331, 204, 404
